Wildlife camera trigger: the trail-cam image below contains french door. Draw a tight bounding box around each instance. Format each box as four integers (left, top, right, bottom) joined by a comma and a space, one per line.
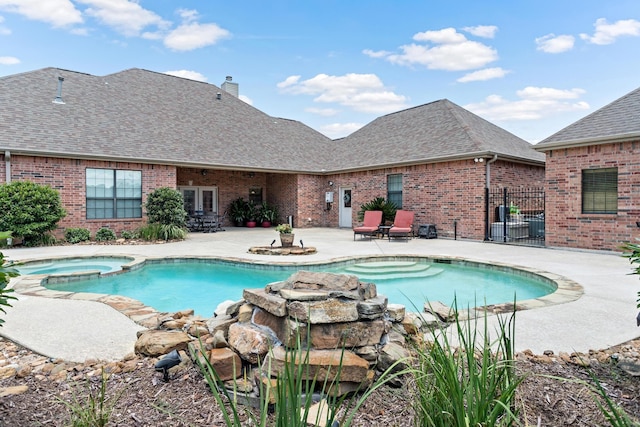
179, 186, 218, 215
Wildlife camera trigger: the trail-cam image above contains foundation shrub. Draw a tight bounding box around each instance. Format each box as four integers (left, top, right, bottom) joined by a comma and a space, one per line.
0, 180, 66, 246
95, 227, 116, 242
120, 230, 138, 240
65, 228, 91, 244
144, 187, 187, 228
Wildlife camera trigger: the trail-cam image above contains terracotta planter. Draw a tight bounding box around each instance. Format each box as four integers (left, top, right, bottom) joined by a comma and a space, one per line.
246, 221, 257, 228
280, 233, 295, 247
261, 221, 271, 228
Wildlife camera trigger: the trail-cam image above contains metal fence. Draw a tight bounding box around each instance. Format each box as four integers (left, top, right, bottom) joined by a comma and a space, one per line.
486, 187, 545, 246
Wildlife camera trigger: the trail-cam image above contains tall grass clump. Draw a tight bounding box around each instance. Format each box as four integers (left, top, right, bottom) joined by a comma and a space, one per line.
411, 303, 523, 426
59, 369, 125, 427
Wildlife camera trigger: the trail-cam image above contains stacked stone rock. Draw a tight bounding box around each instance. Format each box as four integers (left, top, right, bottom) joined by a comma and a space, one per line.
135, 271, 423, 401
237, 270, 411, 393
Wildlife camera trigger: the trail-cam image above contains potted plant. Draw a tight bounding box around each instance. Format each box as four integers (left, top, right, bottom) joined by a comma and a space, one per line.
275, 223, 294, 247
258, 201, 278, 228
245, 203, 258, 228
228, 197, 249, 227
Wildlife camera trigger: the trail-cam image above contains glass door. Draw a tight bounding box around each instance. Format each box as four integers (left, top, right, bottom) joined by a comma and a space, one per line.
179, 187, 218, 215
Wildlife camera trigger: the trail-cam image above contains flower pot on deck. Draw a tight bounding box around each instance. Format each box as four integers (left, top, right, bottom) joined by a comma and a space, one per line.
280, 233, 294, 247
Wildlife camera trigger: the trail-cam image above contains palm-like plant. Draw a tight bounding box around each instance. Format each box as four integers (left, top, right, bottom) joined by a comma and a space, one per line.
357, 197, 397, 224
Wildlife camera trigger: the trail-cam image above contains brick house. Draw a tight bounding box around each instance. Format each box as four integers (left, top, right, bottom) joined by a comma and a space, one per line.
535, 86, 640, 251
0, 67, 544, 241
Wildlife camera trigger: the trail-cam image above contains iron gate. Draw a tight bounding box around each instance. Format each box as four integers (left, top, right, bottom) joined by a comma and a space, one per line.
486, 187, 545, 246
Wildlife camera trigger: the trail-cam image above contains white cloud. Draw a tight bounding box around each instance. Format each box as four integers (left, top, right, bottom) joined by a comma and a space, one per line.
0, 15, 9, 34
362, 48, 390, 58
371, 27, 498, 71
305, 107, 339, 116
462, 25, 498, 38
277, 73, 409, 114
164, 22, 230, 51
536, 34, 575, 53
457, 67, 509, 82
580, 18, 640, 45
164, 69, 208, 82
0, 55, 19, 64
0, 0, 82, 27
320, 122, 364, 139
464, 86, 589, 121
276, 75, 301, 88
77, 0, 169, 37
239, 94, 253, 105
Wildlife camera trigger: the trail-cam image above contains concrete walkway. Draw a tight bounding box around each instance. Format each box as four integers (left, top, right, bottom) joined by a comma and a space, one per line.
1, 228, 639, 362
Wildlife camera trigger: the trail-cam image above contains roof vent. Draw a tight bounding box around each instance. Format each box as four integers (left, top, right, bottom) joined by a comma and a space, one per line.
216, 92, 222, 100
52, 76, 65, 104
221, 75, 239, 98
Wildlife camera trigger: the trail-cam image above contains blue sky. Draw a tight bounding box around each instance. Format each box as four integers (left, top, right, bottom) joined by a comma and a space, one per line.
1, 1, 639, 143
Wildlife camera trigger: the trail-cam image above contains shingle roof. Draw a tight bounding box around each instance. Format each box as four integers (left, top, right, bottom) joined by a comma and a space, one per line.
326, 99, 544, 171
0, 68, 544, 173
536, 86, 640, 149
0, 67, 334, 172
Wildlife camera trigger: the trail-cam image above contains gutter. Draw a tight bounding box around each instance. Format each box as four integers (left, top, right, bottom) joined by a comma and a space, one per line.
535, 132, 640, 151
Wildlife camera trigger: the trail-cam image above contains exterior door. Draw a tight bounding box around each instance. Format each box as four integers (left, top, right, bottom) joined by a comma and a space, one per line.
339, 187, 352, 228
179, 186, 218, 215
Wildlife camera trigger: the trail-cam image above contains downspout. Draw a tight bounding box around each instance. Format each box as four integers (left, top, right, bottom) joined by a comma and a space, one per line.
484, 154, 498, 240
4, 151, 10, 183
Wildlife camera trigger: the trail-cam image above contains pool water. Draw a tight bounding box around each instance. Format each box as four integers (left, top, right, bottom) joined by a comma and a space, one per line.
16, 257, 131, 275
42, 259, 554, 317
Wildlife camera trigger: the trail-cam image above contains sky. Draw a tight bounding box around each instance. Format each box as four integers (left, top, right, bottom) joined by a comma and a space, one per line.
0, 1, 639, 143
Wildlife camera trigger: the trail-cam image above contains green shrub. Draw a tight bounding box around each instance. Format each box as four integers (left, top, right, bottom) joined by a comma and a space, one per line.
357, 197, 397, 224
65, 228, 91, 244
0, 251, 18, 327
120, 230, 138, 240
0, 181, 66, 246
136, 223, 161, 241
95, 228, 116, 242
145, 187, 187, 228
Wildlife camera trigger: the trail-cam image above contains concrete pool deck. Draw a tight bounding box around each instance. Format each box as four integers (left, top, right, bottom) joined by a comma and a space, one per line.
1, 227, 639, 362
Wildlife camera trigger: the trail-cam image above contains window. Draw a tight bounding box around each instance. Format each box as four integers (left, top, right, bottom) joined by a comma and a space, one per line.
582, 168, 617, 214
86, 168, 142, 219
387, 174, 403, 208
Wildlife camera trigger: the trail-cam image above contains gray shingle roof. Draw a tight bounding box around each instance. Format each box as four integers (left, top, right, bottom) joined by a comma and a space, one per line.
536, 86, 640, 149
326, 99, 544, 171
0, 67, 334, 172
0, 68, 544, 173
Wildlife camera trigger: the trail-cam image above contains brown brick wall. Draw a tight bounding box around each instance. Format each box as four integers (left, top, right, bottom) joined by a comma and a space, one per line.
3, 155, 176, 237
543, 139, 640, 251
1, 155, 544, 242
300, 159, 544, 240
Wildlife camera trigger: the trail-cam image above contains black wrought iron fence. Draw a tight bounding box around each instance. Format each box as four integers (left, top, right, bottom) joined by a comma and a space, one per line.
486, 187, 545, 246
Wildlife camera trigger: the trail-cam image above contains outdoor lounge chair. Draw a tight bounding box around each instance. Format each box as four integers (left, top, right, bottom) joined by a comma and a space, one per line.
389, 210, 414, 241
353, 210, 383, 240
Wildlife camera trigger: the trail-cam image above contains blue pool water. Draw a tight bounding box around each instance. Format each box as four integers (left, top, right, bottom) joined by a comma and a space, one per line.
16, 257, 131, 275
39, 259, 555, 317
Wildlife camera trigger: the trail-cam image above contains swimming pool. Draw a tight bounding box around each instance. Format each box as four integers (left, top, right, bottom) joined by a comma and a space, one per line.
16, 257, 134, 276
38, 257, 556, 317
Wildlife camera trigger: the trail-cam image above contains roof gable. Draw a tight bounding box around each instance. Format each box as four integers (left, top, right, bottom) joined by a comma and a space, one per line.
536, 86, 640, 149
329, 99, 543, 171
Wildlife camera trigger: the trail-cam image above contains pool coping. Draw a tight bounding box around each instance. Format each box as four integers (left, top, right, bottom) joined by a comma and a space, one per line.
9, 253, 584, 326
